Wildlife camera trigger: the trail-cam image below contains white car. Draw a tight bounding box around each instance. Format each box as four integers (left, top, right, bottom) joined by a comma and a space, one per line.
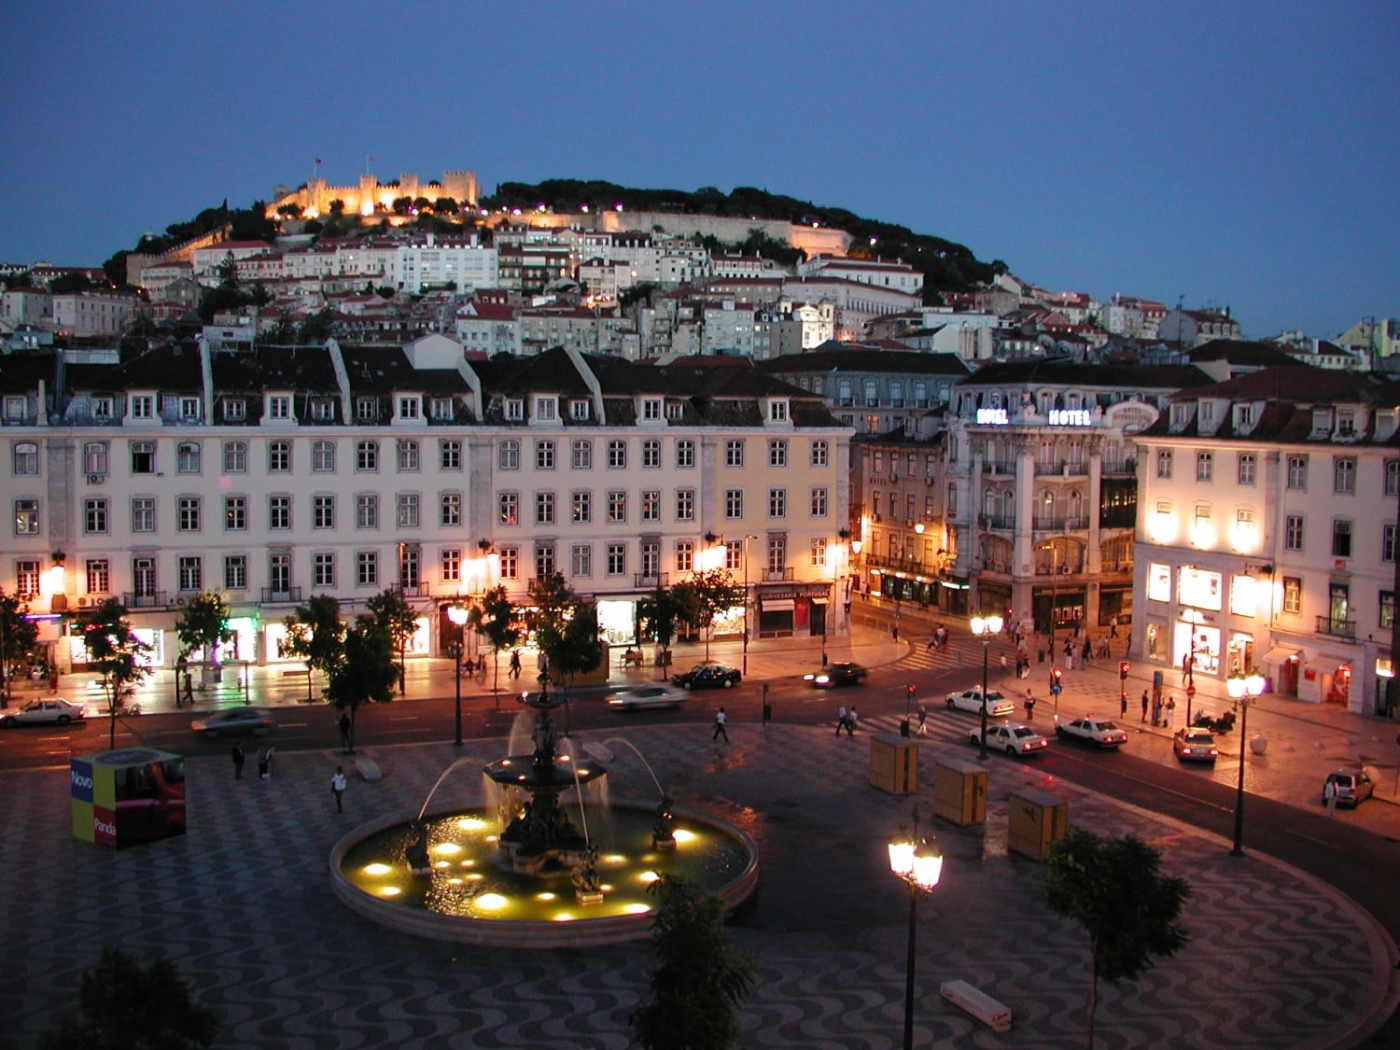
1055, 717, 1129, 749
969, 722, 1050, 756
607, 684, 689, 711
0, 697, 89, 727
945, 689, 1015, 718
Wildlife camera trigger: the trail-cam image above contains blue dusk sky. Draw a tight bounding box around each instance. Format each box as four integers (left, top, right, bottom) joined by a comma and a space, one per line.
2, 1, 1395, 340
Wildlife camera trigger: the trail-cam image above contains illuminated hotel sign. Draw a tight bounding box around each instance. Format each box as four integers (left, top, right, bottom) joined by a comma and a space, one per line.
1048, 409, 1092, 426
975, 408, 1009, 425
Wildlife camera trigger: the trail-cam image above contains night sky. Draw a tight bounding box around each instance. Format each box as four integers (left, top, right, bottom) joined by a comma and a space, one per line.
2, 0, 1395, 339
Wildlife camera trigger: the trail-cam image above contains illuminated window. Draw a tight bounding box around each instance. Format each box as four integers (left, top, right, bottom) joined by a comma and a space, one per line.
1283, 576, 1301, 614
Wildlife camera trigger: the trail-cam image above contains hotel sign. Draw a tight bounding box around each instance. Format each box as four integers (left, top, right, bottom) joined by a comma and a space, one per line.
1047, 409, 1092, 426
975, 408, 1009, 425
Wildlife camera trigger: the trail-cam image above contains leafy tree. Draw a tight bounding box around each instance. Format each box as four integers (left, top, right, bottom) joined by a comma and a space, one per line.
173, 593, 233, 702
676, 569, 745, 661
551, 600, 603, 689
328, 198, 346, 216
525, 571, 578, 685
281, 595, 345, 703
38, 945, 217, 1050
77, 599, 152, 749
413, 196, 433, 213
0, 589, 40, 707
1040, 828, 1191, 1049
434, 196, 459, 215
298, 308, 336, 344
630, 875, 758, 1050
375, 286, 396, 299
637, 584, 683, 666
478, 585, 520, 700
277, 203, 302, 219
392, 196, 413, 215
50, 272, 100, 294
366, 588, 419, 694
324, 614, 397, 751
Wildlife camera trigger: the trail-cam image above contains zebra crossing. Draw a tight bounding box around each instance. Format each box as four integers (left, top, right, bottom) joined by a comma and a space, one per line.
826, 709, 1005, 748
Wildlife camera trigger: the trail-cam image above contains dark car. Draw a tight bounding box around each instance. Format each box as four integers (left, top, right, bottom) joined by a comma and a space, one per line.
1172, 726, 1219, 763
804, 662, 868, 687
672, 663, 741, 689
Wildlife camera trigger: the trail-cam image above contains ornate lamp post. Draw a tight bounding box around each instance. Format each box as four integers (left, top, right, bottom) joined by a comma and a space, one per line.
447, 605, 469, 747
888, 807, 944, 1050
1227, 670, 1265, 856
970, 613, 1004, 759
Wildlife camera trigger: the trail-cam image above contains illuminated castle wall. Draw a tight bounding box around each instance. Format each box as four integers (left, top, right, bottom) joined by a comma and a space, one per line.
266, 169, 478, 219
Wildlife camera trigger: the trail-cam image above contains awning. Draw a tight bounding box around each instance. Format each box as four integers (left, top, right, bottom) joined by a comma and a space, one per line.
1263, 645, 1302, 663
761, 599, 795, 612
810, 597, 828, 605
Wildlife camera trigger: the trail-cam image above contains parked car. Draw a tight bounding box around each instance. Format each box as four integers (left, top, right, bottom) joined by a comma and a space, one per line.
804, 662, 868, 687
1056, 717, 1129, 749
0, 697, 88, 727
190, 707, 275, 737
672, 663, 741, 689
969, 722, 1049, 756
607, 684, 689, 711
1322, 768, 1374, 807
1172, 726, 1218, 763
945, 688, 1015, 718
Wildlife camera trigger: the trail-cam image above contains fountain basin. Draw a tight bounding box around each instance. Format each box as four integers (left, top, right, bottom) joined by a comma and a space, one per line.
330, 800, 759, 949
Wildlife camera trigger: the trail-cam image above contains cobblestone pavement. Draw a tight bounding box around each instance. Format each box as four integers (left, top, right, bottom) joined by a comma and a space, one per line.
4, 717, 1396, 1049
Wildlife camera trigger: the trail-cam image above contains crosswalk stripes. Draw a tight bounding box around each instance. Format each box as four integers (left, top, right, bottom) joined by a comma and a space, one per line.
829, 712, 984, 749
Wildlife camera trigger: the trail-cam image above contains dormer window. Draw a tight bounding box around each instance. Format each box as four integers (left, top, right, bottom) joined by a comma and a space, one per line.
533, 396, 557, 421
92, 397, 114, 420
180, 397, 200, 420
268, 395, 291, 420
430, 397, 452, 421
1337, 409, 1356, 437
1199, 401, 1215, 425
131, 394, 153, 420
1234, 403, 1254, 430
768, 399, 789, 423
505, 398, 524, 421
1311, 408, 1332, 437
397, 395, 422, 420
665, 401, 683, 421
569, 399, 590, 421
356, 398, 378, 422
310, 399, 335, 422
641, 397, 662, 421
1170, 404, 1190, 429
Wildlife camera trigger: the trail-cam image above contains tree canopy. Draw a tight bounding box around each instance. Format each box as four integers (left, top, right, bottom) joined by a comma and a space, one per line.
77, 599, 152, 748
173, 592, 233, 666
0, 589, 40, 704
324, 615, 398, 748
281, 595, 345, 702
366, 588, 419, 694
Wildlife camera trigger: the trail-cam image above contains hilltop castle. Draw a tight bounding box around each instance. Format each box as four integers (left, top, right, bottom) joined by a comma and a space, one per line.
266, 169, 479, 218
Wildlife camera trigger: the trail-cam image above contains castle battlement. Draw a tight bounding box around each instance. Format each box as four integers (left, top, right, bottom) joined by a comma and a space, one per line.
266, 169, 478, 220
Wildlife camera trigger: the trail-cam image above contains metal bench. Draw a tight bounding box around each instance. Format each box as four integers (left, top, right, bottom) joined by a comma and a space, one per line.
940, 980, 1011, 1032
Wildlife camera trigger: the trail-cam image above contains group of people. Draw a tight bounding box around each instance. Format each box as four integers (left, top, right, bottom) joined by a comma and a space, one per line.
834, 705, 859, 736
229, 742, 275, 780
925, 625, 950, 651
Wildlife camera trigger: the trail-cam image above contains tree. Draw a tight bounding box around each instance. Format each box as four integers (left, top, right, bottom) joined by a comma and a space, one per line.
434, 196, 459, 215
478, 585, 519, 701
525, 572, 578, 687
173, 593, 233, 704
637, 584, 683, 675
366, 588, 419, 694
392, 196, 413, 215
1040, 828, 1191, 1049
551, 601, 604, 689
677, 569, 745, 660
281, 595, 345, 703
39, 945, 218, 1050
0, 588, 40, 708
412, 196, 433, 213
630, 876, 758, 1050
324, 615, 397, 751
77, 599, 152, 749
328, 198, 346, 216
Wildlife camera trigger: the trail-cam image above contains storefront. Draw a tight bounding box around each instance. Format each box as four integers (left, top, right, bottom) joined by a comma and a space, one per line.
755, 584, 830, 640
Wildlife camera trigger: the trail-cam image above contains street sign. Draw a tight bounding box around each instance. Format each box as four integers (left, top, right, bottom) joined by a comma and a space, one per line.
1186, 684, 1196, 698
1050, 682, 1062, 696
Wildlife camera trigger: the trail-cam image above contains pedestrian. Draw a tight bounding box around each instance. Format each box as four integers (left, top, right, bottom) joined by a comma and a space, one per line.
1000, 653, 1008, 674
183, 671, 194, 705
1082, 638, 1092, 663
891, 623, 899, 642
332, 765, 347, 812
1182, 650, 1193, 685
256, 745, 275, 780
712, 706, 729, 742
231, 741, 245, 780
847, 707, 858, 735
1120, 692, 1128, 718
1324, 776, 1338, 818
1165, 695, 1176, 727
1063, 639, 1073, 659
1151, 695, 1161, 727
338, 712, 352, 753
1109, 615, 1119, 639
926, 633, 937, 652
1140, 690, 1149, 722
916, 703, 928, 735
509, 649, 522, 679
1024, 690, 1036, 721
835, 705, 848, 736
1066, 651, 1074, 672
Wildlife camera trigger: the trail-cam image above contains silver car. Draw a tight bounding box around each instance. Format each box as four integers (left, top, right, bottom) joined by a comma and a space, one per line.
0, 698, 88, 727
607, 684, 688, 711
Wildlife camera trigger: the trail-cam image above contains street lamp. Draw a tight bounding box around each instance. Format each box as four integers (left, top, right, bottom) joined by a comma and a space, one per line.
1038, 539, 1058, 669
888, 807, 944, 1050
742, 534, 758, 676
447, 605, 469, 747
1227, 670, 1265, 856
970, 613, 1004, 759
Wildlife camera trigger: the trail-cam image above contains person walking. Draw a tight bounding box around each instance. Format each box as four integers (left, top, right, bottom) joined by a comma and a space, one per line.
1140, 690, 1149, 722
846, 707, 859, 735
835, 705, 848, 736
1082, 638, 1092, 664
1023, 689, 1036, 722
231, 742, 245, 781
1109, 615, 1119, 638
509, 649, 522, 679
916, 704, 928, 735
338, 712, 352, 754
183, 671, 194, 706
256, 745, 275, 780
712, 706, 729, 742
331, 766, 347, 813
1324, 776, 1338, 818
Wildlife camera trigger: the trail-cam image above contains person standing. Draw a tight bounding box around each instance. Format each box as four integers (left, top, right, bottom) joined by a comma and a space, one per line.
916, 704, 928, 736
835, 705, 848, 736
231, 742, 245, 781
509, 649, 522, 679
1120, 692, 1128, 718
712, 706, 729, 742
331, 766, 347, 813
1024, 689, 1036, 722
1324, 776, 1338, 818
338, 712, 352, 754
1140, 690, 1149, 723
256, 745, 275, 780
847, 707, 858, 735
1109, 615, 1119, 638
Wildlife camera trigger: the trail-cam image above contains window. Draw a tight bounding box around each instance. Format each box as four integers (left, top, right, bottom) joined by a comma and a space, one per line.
14, 499, 39, 535
171, 441, 199, 475
180, 396, 200, 420
505, 398, 523, 421
725, 542, 741, 571
533, 396, 557, 421
606, 543, 626, 576
769, 440, 787, 468
725, 440, 744, 467
725, 489, 743, 519
665, 401, 683, 421
769, 399, 788, 422
1156, 449, 1172, 479
570, 399, 590, 421
1285, 514, 1304, 551
178, 556, 202, 592
811, 439, 828, 467
398, 395, 422, 420
314, 495, 335, 529
90, 396, 113, 420
269, 495, 291, 530
536, 491, 555, 525
607, 490, 627, 523
640, 542, 659, 578
357, 494, 379, 529
132, 557, 155, 598
131, 441, 155, 474
84, 498, 107, 534
641, 398, 662, 421
440, 440, 461, 471
223, 399, 245, 422
1196, 451, 1212, 482
1334, 457, 1355, 494
535, 544, 556, 577
16, 559, 39, 597
268, 395, 290, 420
268, 440, 291, 473
1287, 455, 1307, 490
12, 442, 37, 475
84, 442, 107, 476
1332, 519, 1352, 558
572, 440, 592, 470
571, 491, 591, 523
1237, 453, 1255, 486
767, 535, 786, 573
499, 546, 518, 580
86, 559, 109, 594
572, 544, 592, 577
676, 440, 695, 468
225, 496, 246, 531
441, 493, 461, 527
441, 548, 461, 582
224, 441, 247, 474
676, 541, 694, 573
498, 440, 520, 471
356, 441, 378, 472
269, 553, 290, 594
397, 494, 420, 528
1382, 591, 1396, 630
499, 492, 518, 525
356, 398, 377, 422
642, 490, 660, 522
225, 555, 247, 591
811, 487, 828, 517
1384, 523, 1397, 564
1283, 576, 1301, 614
1388, 461, 1400, 497
676, 489, 695, 521
313, 440, 335, 472
357, 551, 378, 586
536, 440, 555, 470
311, 399, 335, 422
768, 488, 787, 518
397, 440, 420, 472
314, 553, 335, 587
642, 439, 660, 468
178, 496, 201, 532
607, 440, 627, 469
132, 497, 154, 533
811, 537, 827, 567
1338, 409, 1356, 436
130, 395, 153, 419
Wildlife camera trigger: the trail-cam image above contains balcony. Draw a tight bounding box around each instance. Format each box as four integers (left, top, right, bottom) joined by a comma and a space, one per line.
123, 591, 167, 610
1033, 516, 1089, 533
762, 568, 794, 582
261, 587, 303, 604
983, 460, 1016, 476
634, 572, 668, 588
979, 513, 1016, 530
395, 584, 431, 598
1034, 460, 1089, 477
1316, 616, 1356, 639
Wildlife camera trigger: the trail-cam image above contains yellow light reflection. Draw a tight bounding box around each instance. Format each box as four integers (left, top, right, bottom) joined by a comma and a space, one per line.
456, 817, 488, 831
363, 863, 392, 876
378, 886, 402, 897
536, 892, 556, 901
447, 878, 463, 886
433, 861, 449, 869
467, 873, 484, 881
602, 854, 627, 865
639, 871, 660, 883
476, 893, 508, 911
672, 829, 696, 844
553, 913, 575, 922
624, 903, 651, 914
432, 843, 462, 856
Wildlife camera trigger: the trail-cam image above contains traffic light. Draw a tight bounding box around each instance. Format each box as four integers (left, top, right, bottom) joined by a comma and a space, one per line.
906, 683, 916, 700
1119, 661, 1130, 681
